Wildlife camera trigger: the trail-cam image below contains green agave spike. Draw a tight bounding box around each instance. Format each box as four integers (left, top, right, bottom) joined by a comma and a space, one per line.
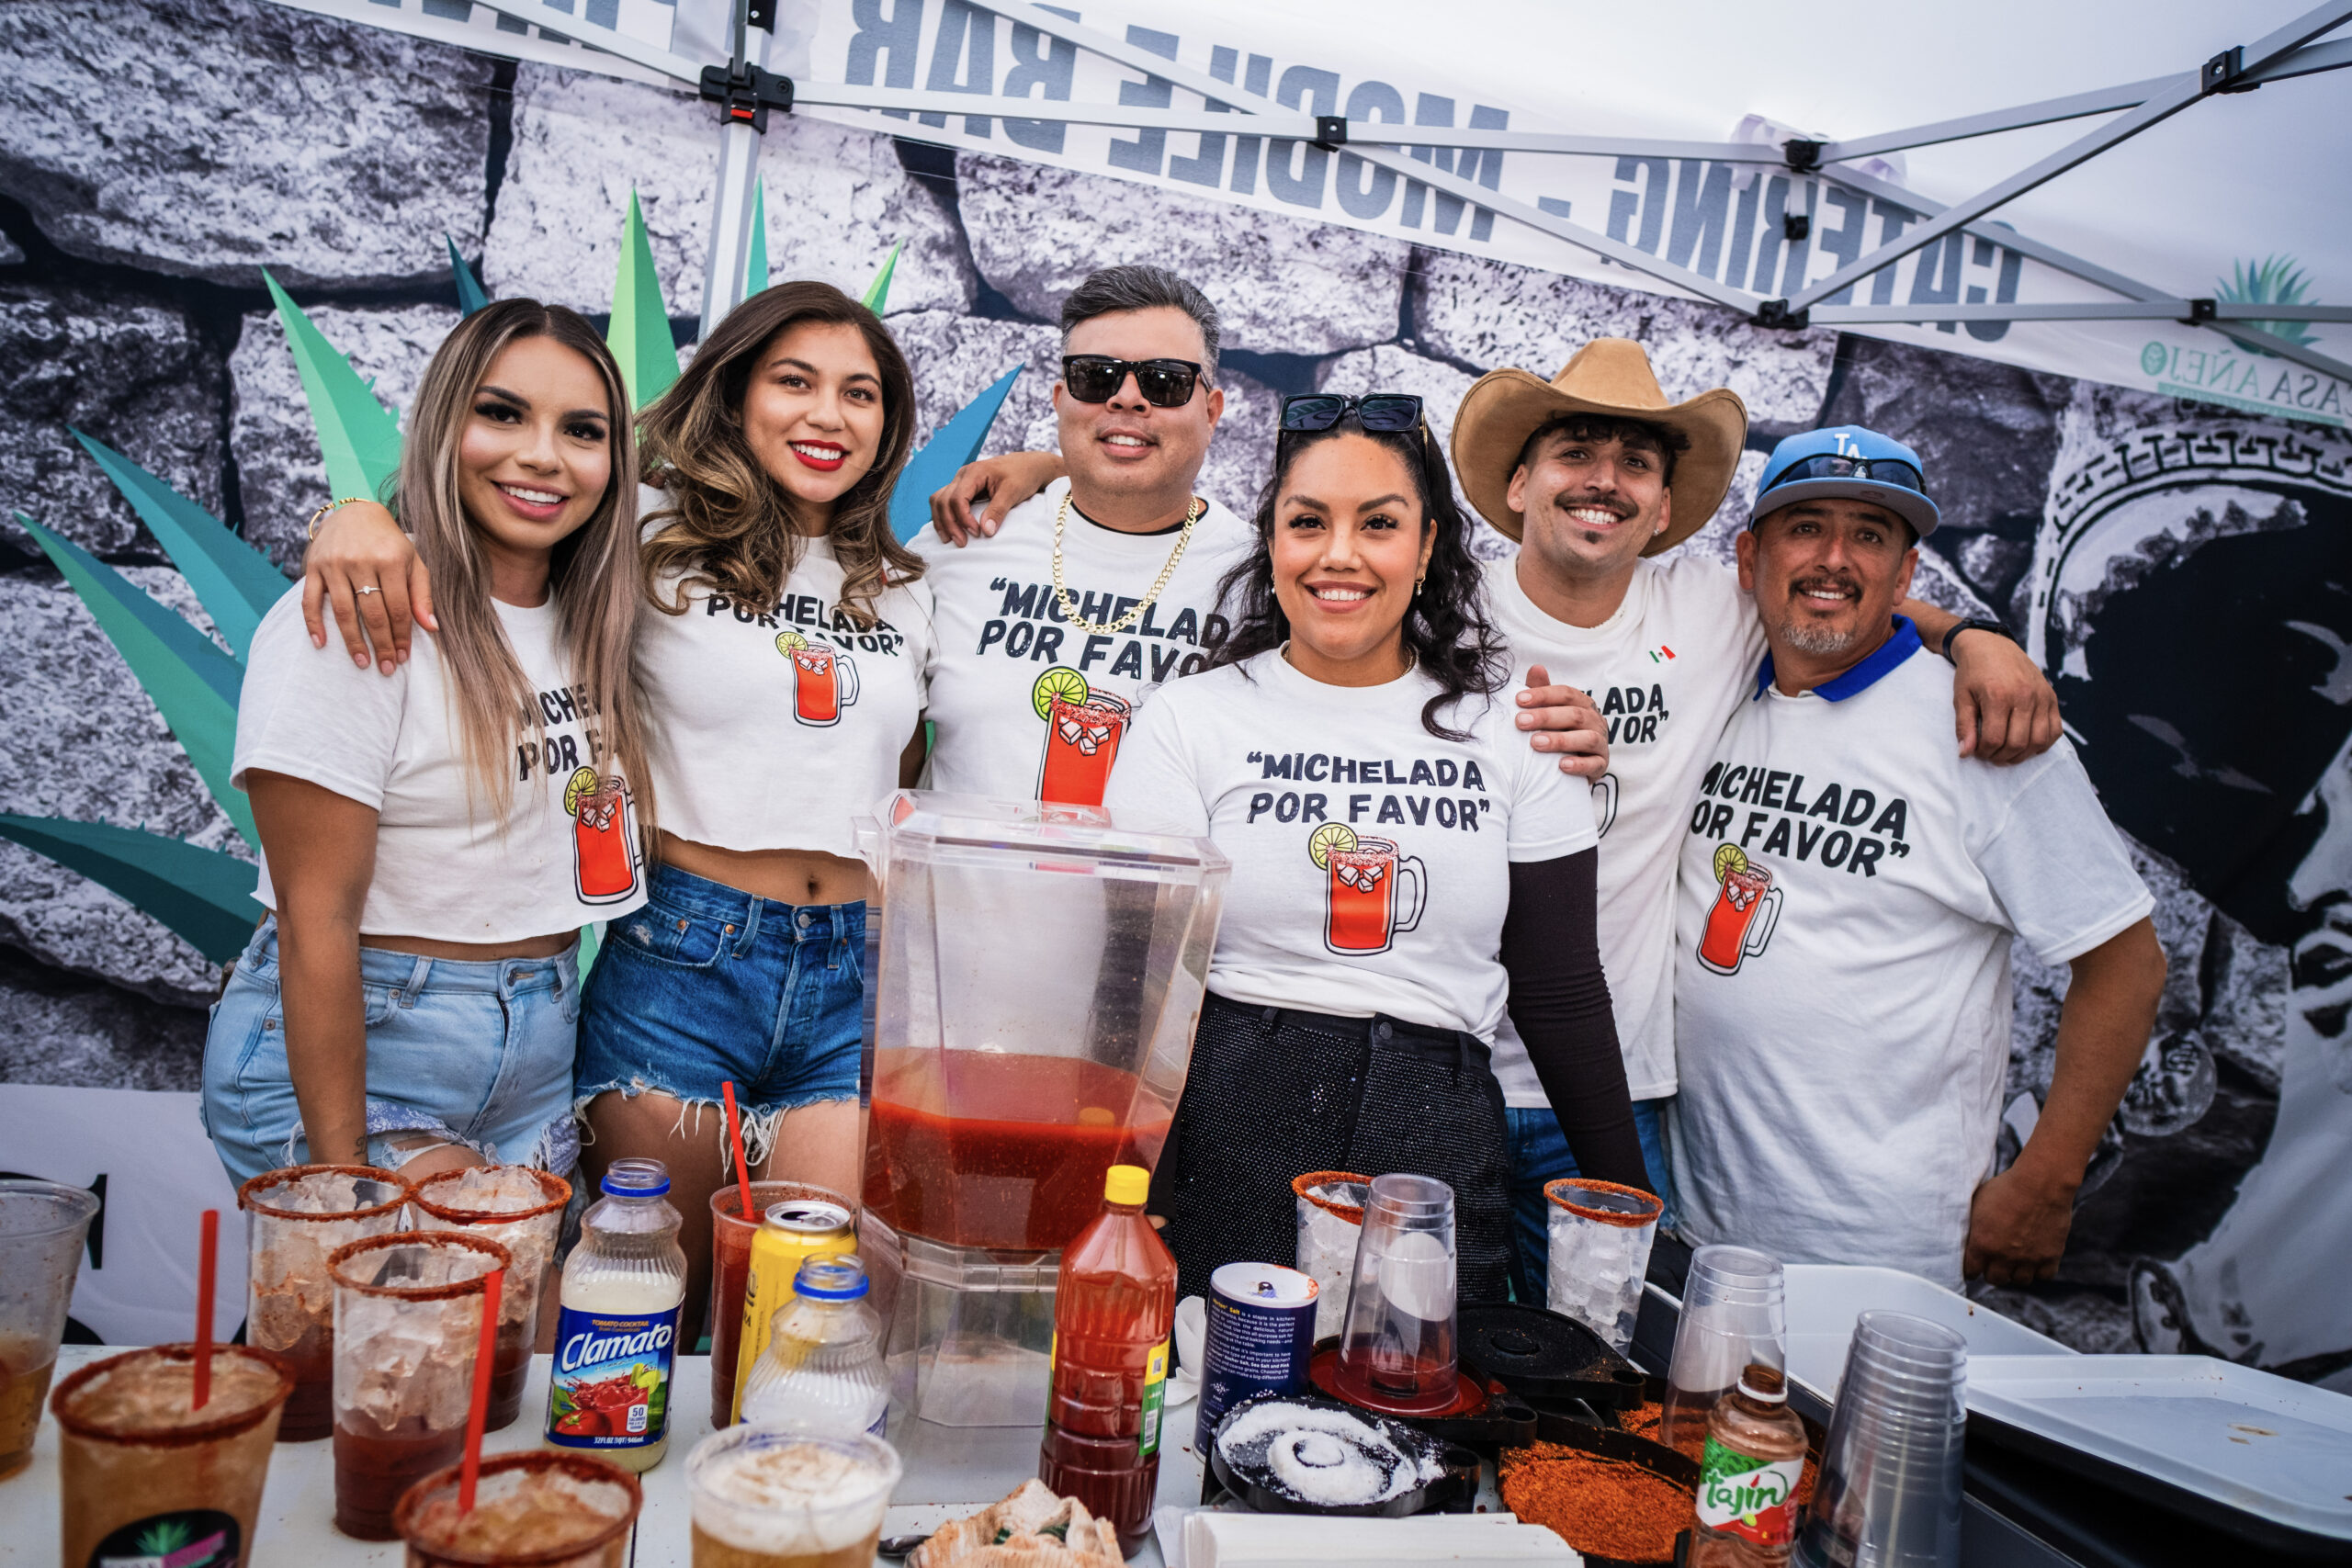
890, 365, 1025, 541
447, 235, 490, 316
0, 817, 258, 965
745, 180, 770, 301
609, 191, 680, 411
16, 513, 255, 848
262, 271, 404, 506
861, 242, 902, 316
71, 429, 286, 662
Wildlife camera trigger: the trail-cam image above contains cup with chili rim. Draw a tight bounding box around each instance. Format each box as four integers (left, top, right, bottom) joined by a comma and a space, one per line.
409, 1167, 571, 1434
238, 1165, 413, 1442
1543, 1177, 1663, 1355
1293, 1170, 1372, 1340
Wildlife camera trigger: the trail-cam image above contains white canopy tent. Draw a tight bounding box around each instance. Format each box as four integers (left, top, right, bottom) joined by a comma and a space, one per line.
265, 0, 2352, 414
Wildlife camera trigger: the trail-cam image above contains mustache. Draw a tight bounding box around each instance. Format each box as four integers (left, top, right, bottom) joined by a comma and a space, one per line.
1789, 572, 1861, 600
1547, 491, 1636, 521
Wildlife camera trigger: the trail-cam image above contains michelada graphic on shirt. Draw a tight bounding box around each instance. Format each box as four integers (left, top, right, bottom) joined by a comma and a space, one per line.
912, 478, 1256, 804
1669, 618, 2153, 1286
1102, 650, 1597, 1039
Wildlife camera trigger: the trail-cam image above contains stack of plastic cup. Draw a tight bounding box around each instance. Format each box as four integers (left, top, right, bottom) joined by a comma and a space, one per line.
1332, 1174, 1459, 1416
1795, 1310, 1967, 1568
1543, 1178, 1663, 1354
1658, 1244, 1785, 1456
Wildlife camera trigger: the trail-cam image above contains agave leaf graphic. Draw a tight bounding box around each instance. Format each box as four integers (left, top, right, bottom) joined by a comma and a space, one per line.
889, 365, 1024, 541
745, 179, 770, 301
262, 271, 405, 506
0, 818, 257, 965
137, 1516, 196, 1554
2216, 254, 2321, 355
862, 241, 901, 316
448, 235, 491, 316
608, 190, 680, 412
70, 429, 285, 662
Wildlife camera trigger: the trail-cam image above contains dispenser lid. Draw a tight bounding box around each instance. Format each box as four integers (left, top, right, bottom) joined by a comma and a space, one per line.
869, 789, 1232, 879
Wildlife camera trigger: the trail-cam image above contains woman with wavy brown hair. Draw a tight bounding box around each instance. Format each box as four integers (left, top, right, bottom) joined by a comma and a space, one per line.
301, 282, 933, 1329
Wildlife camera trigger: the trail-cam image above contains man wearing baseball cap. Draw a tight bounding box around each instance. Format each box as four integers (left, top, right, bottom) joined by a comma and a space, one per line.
1669, 426, 2165, 1285
1450, 344, 2064, 1299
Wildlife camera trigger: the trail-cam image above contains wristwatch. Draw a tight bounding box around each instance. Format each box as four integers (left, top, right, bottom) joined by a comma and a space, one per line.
1941, 617, 2017, 660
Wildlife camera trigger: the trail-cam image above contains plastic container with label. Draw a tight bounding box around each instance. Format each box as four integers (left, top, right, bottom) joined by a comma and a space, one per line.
544, 1160, 685, 1473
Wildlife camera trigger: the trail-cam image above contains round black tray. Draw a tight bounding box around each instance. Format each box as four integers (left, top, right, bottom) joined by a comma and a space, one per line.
1206, 1392, 1474, 1517
1458, 1302, 1649, 1410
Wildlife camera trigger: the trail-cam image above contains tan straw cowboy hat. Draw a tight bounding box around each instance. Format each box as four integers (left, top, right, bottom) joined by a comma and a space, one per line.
1450, 338, 1748, 554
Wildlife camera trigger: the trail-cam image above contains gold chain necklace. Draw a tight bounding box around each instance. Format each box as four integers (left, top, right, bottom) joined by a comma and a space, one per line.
1051, 490, 1206, 636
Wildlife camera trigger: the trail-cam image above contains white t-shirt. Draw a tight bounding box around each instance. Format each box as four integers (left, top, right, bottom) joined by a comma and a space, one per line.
639, 535, 933, 859
234, 589, 650, 941
1102, 650, 1599, 1040
1669, 623, 2153, 1287
1484, 555, 1766, 1104
910, 478, 1256, 803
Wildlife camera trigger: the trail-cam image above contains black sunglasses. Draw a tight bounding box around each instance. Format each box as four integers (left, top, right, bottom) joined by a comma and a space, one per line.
1760, 453, 1929, 496
1060, 355, 1204, 409
1279, 392, 1425, 434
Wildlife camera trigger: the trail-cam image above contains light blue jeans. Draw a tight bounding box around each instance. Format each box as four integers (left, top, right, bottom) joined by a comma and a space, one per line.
200, 916, 582, 1189
1506, 1098, 1677, 1306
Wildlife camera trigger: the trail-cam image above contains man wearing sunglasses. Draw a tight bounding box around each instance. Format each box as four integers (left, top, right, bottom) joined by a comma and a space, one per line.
1451, 345, 2071, 1302
1671, 424, 2164, 1288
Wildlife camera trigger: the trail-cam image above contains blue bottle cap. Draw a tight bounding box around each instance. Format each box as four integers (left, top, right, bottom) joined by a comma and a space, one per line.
600, 1157, 672, 1198
794, 1253, 870, 1300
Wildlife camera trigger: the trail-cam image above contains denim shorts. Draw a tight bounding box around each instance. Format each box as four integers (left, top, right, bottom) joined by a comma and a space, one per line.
199, 917, 582, 1189
575, 863, 864, 1159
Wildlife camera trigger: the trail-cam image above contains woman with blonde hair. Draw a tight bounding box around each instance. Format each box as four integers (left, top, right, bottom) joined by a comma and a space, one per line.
298, 282, 933, 1331
204, 299, 651, 1186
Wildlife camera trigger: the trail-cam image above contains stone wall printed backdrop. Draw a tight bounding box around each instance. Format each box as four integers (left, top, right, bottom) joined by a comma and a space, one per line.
0, 0, 2340, 1380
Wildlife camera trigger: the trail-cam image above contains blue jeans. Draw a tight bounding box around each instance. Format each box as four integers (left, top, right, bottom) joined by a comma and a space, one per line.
199, 917, 582, 1189
1505, 1099, 1677, 1305
575, 863, 864, 1162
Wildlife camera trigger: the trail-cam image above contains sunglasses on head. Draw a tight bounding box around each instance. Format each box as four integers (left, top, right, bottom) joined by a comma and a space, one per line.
1060, 355, 1204, 409
1761, 453, 1929, 496
1279, 392, 1426, 434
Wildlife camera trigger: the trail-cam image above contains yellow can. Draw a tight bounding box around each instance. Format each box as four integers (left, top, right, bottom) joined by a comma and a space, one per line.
729, 1198, 855, 1421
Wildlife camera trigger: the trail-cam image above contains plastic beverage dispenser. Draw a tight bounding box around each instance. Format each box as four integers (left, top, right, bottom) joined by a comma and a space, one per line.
852, 792, 1227, 1502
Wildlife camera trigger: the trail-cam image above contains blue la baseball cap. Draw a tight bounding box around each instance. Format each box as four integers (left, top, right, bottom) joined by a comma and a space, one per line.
1752, 425, 1940, 540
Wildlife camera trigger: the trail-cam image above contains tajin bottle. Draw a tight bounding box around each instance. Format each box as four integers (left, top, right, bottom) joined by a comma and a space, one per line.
1037, 1164, 1176, 1548
1690, 1361, 1810, 1566
546, 1159, 687, 1472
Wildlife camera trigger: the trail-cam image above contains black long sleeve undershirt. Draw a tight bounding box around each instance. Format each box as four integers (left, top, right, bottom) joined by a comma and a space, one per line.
1499, 848, 1651, 1193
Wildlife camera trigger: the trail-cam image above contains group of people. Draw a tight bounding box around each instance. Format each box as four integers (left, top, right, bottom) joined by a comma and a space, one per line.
199, 259, 2165, 1340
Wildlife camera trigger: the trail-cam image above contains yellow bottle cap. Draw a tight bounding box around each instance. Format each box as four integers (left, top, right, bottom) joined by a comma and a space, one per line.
1103, 1165, 1150, 1206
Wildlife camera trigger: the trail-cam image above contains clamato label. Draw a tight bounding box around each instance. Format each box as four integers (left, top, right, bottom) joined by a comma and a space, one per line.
545, 1303, 679, 1452
1696, 1438, 1804, 1544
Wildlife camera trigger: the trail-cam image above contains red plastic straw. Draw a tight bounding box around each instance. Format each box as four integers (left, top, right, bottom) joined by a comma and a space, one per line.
193, 1208, 219, 1409
458, 1268, 504, 1515
721, 1080, 754, 1221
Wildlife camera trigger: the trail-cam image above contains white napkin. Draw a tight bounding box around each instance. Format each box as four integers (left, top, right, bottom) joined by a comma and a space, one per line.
1178, 1511, 1579, 1568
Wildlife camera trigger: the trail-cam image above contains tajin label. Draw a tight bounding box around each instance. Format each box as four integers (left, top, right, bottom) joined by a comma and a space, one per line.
86, 1507, 238, 1568
1696, 1437, 1804, 1545
546, 1303, 678, 1450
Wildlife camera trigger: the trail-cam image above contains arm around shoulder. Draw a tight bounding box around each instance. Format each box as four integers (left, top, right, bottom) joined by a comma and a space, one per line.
301, 500, 434, 676
1900, 597, 2061, 766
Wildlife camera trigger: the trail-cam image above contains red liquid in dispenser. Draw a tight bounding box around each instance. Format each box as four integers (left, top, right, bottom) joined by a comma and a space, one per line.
1037, 1166, 1176, 1550
864, 1050, 1170, 1250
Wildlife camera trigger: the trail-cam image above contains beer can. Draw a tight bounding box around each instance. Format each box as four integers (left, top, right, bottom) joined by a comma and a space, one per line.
730, 1198, 854, 1421
1194, 1261, 1318, 1451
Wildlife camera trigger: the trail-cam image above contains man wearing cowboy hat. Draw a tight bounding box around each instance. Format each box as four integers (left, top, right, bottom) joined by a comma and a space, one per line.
1668, 425, 2163, 1285
1450, 341, 2065, 1298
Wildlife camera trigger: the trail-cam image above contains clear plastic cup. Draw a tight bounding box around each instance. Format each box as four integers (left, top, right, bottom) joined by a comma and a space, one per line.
685, 1425, 902, 1567
1795, 1311, 1968, 1568
328, 1230, 510, 1540
395, 1450, 644, 1567
1659, 1244, 1785, 1456
51, 1344, 295, 1565
239, 1164, 412, 1442
1291, 1170, 1371, 1341
1332, 1173, 1459, 1416
0, 1179, 101, 1479
410, 1168, 571, 1434
1543, 1178, 1662, 1355
708, 1179, 856, 1430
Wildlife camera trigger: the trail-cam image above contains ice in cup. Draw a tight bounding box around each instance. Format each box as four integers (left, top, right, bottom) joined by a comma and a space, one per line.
395, 1450, 643, 1567
51, 1344, 294, 1568
0, 1178, 101, 1480
329, 1230, 510, 1540
685, 1426, 901, 1568
410, 1167, 571, 1434
240, 1164, 412, 1441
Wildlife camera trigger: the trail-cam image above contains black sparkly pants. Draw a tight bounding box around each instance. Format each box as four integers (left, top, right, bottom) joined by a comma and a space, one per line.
1148, 991, 1514, 1314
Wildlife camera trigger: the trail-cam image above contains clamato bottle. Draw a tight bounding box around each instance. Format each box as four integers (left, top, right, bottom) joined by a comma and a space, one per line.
1037, 1164, 1177, 1547
544, 1159, 687, 1472
1690, 1362, 1810, 1566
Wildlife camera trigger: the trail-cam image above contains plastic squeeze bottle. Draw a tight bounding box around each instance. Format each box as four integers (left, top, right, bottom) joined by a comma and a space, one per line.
1037, 1164, 1177, 1548
737, 1254, 888, 1435
1689, 1362, 1810, 1566
544, 1158, 687, 1472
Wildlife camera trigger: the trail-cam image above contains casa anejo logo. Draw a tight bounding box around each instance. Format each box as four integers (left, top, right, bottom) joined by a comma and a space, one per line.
1032, 667, 1130, 807
2137, 255, 2346, 430
1697, 844, 1781, 976
775, 631, 859, 728
562, 766, 640, 907
1308, 823, 1428, 958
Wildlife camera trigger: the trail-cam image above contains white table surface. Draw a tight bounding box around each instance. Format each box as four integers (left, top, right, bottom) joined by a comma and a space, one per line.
0, 1349, 1209, 1566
